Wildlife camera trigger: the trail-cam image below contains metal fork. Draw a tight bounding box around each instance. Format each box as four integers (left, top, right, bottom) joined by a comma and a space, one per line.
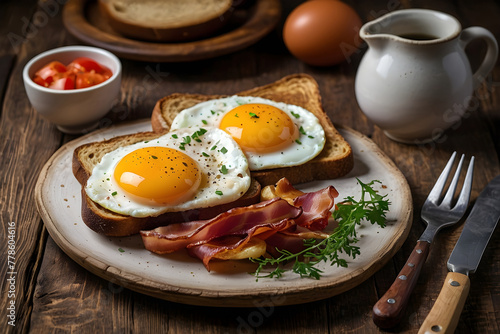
372, 152, 475, 329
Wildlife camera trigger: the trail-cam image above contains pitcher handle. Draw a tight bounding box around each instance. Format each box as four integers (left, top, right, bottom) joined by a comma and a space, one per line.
459, 27, 498, 89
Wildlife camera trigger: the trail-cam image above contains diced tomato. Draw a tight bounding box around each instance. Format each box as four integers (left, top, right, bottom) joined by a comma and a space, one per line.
100, 67, 113, 80
68, 57, 104, 73
49, 75, 76, 90
75, 72, 106, 89
34, 61, 67, 85
33, 76, 48, 87
32, 57, 112, 90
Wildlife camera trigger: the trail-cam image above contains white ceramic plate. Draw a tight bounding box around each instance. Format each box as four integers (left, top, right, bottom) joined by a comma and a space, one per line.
35, 120, 413, 307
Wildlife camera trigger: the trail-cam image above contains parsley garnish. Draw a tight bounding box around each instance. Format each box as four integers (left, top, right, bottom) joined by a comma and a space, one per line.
151, 155, 158, 159
220, 165, 228, 174
295, 139, 302, 145
111, 191, 118, 196
220, 147, 228, 154
118, 248, 125, 253
179, 136, 192, 150
202, 120, 208, 125
191, 128, 208, 143
191, 132, 202, 143
299, 126, 306, 135
172, 134, 178, 139
202, 152, 210, 157
215, 190, 223, 196
290, 111, 300, 118
250, 179, 389, 280
249, 112, 259, 118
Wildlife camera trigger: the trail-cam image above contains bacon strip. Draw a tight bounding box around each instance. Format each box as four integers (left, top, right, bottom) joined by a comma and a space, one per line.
264, 181, 338, 255
262, 178, 338, 230
264, 226, 330, 257
187, 236, 252, 270
272, 177, 305, 204
293, 185, 339, 230
141, 178, 338, 270
141, 198, 301, 256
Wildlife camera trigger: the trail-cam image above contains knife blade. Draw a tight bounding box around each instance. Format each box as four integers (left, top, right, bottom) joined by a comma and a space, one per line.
418, 174, 500, 334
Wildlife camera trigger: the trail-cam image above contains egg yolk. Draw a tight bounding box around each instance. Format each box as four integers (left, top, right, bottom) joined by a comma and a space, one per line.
113, 147, 201, 205
219, 104, 298, 153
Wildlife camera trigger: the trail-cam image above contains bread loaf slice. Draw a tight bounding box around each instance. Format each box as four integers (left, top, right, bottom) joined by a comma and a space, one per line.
72, 131, 261, 237
99, 0, 233, 42
151, 73, 354, 186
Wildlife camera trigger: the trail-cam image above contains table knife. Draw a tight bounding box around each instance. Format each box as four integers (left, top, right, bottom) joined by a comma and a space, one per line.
418, 174, 500, 334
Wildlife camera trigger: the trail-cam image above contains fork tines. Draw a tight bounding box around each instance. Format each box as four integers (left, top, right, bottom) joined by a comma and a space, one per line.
427, 152, 475, 209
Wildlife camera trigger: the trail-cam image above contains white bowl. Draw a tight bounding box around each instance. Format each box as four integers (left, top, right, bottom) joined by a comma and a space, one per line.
23, 46, 122, 134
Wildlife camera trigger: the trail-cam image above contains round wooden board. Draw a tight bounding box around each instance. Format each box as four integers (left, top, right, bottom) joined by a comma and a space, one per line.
35, 119, 413, 307
62, 0, 282, 62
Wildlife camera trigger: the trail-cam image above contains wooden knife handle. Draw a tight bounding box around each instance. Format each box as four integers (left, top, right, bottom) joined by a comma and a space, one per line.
372, 240, 430, 328
418, 272, 470, 334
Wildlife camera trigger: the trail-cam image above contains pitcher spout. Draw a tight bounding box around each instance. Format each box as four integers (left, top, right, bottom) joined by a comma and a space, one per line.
359, 9, 462, 46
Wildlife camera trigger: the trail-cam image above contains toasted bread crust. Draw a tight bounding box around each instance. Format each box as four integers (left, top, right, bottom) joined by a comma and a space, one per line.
79, 180, 261, 236
98, 0, 233, 42
151, 74, 354, 186
73, 131, 261, 237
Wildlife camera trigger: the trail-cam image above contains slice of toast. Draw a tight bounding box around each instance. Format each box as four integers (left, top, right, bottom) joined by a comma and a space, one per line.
72, 131, 261, 237
98, 0, 233, 42
151, 73, 354, 186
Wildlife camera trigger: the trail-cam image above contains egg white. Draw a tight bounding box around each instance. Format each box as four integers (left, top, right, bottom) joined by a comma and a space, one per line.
85, 128, 251, 218
169, 96, 326, 171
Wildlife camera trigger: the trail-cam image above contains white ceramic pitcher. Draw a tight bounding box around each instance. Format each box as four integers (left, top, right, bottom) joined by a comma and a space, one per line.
355, 9, 498, 144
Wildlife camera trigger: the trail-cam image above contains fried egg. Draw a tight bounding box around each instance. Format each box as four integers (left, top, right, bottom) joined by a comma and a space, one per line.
169, 96, 325, 171
85, 127, 251, 218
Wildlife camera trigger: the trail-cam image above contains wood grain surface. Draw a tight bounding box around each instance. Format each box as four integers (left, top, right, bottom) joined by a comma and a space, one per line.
1, 0, 499, 333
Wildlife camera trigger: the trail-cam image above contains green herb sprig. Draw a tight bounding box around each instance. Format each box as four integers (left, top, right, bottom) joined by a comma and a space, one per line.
250, 179, 389, 280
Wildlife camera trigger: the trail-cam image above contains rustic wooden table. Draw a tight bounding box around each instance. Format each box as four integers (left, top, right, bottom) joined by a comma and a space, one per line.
1, 0, 499, 333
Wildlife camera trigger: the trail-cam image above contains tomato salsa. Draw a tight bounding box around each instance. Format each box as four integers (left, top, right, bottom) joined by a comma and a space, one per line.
32, 57, 113, 90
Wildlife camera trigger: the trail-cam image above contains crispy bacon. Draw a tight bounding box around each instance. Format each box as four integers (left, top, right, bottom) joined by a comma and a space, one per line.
141, 198, 301, 256
141, 178, 338, 270
268, 177, 306, 204
259, 178, 339, 255
265, 226, 330, 257
293, 185, 339, 230
187, 236, 251, 269
261, 178, 338, 230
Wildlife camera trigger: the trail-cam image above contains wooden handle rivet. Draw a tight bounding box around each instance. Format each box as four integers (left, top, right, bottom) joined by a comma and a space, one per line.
387, 298, 396, 304
398, 275, 407, 280
408, 262, 415, 267
450, 280, 461, 287
431, 325, 442, 332
416, 249, 423, 254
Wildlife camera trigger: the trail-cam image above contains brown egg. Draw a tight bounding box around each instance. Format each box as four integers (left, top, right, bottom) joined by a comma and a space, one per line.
283, 0, 363, 66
